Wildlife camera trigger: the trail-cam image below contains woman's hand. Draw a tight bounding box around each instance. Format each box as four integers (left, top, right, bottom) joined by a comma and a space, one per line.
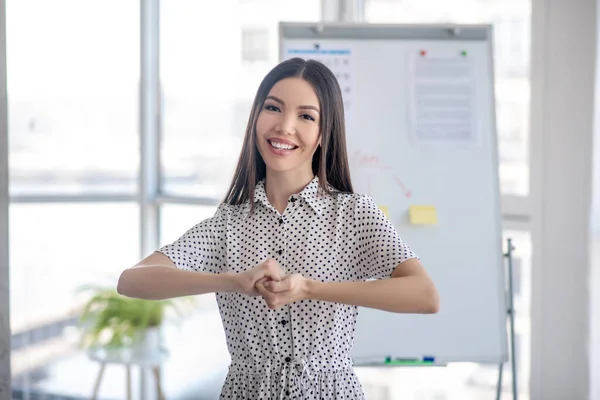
235, 258, 285, 297
255, 273, 310, 310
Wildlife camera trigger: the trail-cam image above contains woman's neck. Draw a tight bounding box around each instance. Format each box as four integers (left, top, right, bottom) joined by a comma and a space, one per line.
265, 169, 315, 214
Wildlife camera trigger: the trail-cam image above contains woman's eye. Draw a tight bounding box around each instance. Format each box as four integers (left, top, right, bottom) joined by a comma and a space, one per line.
265, 105, 280, 112
301, 114, 315, 121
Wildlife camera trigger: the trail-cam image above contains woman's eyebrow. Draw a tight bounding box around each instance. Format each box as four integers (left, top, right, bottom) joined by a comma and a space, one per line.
266, 95, 320, 113
298, 105, 320, 113
266, 95, 284, 105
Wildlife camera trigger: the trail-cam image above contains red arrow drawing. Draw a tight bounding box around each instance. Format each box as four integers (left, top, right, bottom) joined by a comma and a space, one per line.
394, 175, 412, 198
351, 150, 413, 198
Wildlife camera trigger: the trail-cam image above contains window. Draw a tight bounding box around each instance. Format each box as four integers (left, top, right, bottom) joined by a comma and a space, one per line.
7, 0, 140, 396
159, 0, 321, 200
242, 27, 270, 63
10, 203, 139, 390
7, 0, 140, 196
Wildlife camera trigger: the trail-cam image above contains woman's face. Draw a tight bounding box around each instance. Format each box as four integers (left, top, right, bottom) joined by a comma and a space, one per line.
255, 77, 321, 176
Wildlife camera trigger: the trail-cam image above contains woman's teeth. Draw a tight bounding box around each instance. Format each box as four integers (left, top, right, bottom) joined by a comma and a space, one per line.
269, 140, 296, 150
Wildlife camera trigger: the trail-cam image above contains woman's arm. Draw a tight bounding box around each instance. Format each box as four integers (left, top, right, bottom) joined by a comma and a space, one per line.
257, 258, 439, 314
307, 258, 439, 313
117, 252, 286, 301
117, 252, 238, 300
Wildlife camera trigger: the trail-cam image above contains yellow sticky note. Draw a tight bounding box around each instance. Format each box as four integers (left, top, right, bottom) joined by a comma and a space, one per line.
379, 205, 389, 218
409, 205, 438, 225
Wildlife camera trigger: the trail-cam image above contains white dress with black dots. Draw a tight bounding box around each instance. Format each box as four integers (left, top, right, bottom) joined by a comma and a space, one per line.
158, 176, 417, 399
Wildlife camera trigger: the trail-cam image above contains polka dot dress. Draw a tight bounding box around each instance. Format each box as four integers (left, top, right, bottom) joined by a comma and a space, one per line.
158, 177, 417, 399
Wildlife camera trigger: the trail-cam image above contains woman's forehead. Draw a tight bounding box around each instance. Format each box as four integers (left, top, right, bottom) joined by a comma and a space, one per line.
268, 78, 319, 106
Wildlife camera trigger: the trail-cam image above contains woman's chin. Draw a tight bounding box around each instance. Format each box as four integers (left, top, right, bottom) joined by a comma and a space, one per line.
264, 160, 296, 173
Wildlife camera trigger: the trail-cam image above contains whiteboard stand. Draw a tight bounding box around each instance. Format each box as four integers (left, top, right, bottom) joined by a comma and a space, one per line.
496, 238, 518, 400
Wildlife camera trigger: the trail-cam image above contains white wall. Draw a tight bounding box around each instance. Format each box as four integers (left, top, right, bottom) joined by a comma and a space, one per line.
530, 0, 596, 399
591, 1, 600, 399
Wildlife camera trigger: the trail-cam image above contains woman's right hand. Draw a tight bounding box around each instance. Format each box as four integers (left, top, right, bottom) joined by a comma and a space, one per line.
235, 258, 285, 297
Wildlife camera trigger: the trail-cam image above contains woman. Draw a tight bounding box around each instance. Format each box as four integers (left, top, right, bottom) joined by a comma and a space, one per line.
117, 57, 439, 399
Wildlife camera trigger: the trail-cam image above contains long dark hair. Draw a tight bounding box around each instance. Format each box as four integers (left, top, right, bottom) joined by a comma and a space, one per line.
223, 57, 354, 207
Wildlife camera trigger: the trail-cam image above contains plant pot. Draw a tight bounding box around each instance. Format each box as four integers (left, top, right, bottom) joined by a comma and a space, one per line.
131, 326, 163, 358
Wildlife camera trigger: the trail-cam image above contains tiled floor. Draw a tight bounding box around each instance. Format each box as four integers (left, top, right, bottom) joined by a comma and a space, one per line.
13, 308, 528, 400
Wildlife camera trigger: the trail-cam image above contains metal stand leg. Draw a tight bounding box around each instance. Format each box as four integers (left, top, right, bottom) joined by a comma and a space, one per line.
496, 362, 503, 400
496, 238, 519, 400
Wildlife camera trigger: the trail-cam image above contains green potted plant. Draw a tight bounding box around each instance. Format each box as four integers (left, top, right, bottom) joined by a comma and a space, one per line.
76, 284, 194, 355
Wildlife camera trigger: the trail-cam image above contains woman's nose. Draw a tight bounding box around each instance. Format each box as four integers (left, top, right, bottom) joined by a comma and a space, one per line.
277, 114, 296, 135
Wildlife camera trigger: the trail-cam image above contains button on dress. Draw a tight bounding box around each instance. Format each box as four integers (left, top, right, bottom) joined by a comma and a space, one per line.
158, 177, 417, 399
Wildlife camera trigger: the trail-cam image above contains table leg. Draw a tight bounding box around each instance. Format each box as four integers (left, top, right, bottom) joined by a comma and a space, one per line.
153, 367, 165, 400
91, 362, 105, 400
126, 365, 132, 400
140, 366, 147, 400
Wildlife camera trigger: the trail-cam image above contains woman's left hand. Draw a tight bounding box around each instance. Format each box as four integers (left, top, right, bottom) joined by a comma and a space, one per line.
255, 274, 310, 310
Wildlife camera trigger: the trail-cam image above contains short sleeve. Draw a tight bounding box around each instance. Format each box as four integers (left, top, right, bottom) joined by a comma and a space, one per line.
354, 195, 418, 280
157, 204, 227, 273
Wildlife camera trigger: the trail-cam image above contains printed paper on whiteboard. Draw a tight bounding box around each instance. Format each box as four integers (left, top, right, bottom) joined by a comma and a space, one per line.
408, 52, 477, 145
283, 46, 354, 124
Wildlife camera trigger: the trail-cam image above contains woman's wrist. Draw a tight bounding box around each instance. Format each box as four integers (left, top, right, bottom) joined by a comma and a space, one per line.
303, 278, 321, 300
220, 272, 241, 293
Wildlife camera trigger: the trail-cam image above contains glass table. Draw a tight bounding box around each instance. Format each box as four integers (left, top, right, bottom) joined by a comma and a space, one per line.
87, 345, 169, 400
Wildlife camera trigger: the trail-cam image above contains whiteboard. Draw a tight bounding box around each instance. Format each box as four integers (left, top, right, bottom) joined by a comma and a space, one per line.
280, 23, 508, 365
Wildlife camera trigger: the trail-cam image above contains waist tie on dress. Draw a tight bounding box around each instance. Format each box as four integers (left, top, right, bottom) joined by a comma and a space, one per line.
227, 357, 353, 397
279, 357, 315, 400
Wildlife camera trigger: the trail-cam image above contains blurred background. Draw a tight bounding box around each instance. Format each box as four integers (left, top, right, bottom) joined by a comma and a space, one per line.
8, 0, 532, 399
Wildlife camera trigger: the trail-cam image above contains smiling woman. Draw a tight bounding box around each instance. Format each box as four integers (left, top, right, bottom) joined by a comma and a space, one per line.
117, 57, 439, 399
223, 58, 352, 211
